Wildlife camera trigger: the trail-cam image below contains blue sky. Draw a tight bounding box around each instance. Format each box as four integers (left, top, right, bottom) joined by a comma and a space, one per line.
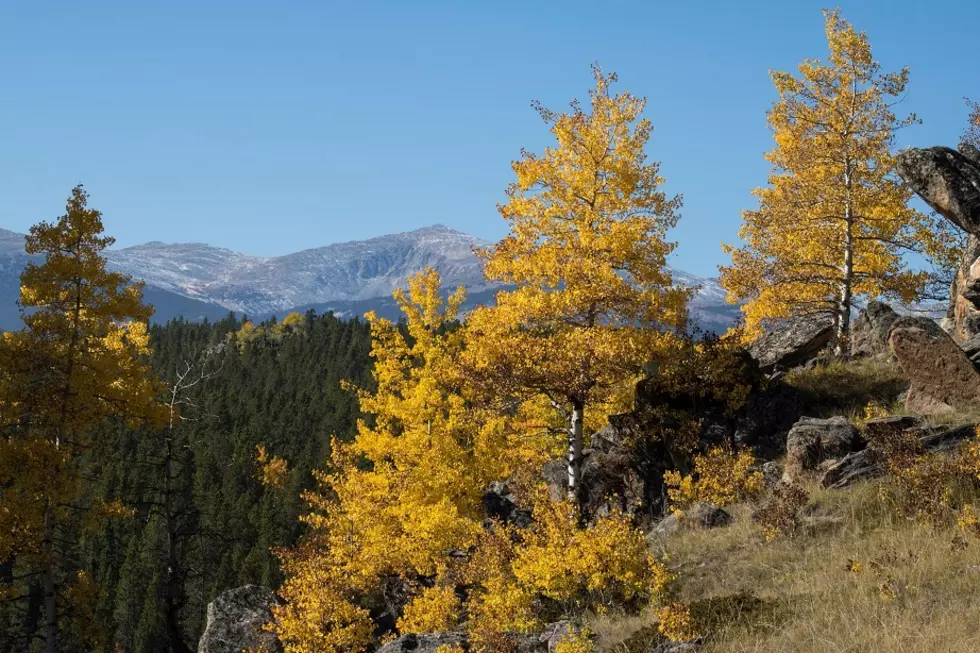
1, 1, 977, 277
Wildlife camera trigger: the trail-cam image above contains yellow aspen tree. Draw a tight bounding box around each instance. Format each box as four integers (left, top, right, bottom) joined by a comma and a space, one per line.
0, 185, 163, 653
720, 10, 954, 354
464, 66, 689, 508
273, 269, 548, 653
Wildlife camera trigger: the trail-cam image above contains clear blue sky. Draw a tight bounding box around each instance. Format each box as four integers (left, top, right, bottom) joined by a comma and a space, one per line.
1, 1, 977, 277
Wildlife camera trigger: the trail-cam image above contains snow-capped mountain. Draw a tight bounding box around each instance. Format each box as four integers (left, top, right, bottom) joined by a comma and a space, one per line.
103, 225, 492, 315
0, 224, 739, 332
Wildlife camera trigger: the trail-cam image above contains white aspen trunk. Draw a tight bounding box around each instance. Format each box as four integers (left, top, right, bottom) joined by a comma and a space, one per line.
837, 162, 855, 357
567, 400, 585, 508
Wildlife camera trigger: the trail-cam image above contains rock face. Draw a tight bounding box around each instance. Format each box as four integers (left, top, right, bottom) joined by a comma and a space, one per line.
198, 585, 281, 653
889, 316, 980, 412
482, 481, 532, 528
822, 421, 978, 489
850, 301, 900, 359
896, 145, 980, 235
945, 235, 980, 342
579, 417, 651, 521
782, 417, 861, 483
896, 145, 980, 342
377, 633, 471, 652
377, 629, 565, 652
748, 315, 834, 373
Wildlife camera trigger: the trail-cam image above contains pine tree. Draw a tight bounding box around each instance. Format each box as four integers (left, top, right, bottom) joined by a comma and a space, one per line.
0, 186, 163, 652
464, 66, 689, 507
720, 10, 955, 354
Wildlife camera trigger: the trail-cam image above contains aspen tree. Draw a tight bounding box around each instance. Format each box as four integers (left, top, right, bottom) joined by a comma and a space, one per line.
720, 10, 953, 354
465, 66, 689, 508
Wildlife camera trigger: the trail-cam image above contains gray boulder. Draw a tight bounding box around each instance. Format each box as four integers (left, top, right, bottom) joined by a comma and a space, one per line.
944, 235, 980, 342
378, 632, 547, 652
651, 503, 733, 537
198, 585, 281, 653
783, 417, 861, 483
896, 145, 980, 235
889, 316, 980, 412
896, 145, 980, 342
482, 481, 532, 528
820, 449, 883, 490
822, 422, 979, 489
748, 314, 834, 373
377, 633, 469, 652
851, 301, 900, 359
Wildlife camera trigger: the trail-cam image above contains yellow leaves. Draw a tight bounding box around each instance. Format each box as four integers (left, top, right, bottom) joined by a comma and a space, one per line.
255, 445, 291, 490
397, 585, 462, 635
664, 447, 765, 512
656, 603, 698, 642
552, 630, 596, 653
468, 66, 689, 425
509, 496, 665, 609
720, 11, 946, 346
0, 186, 166, 568
275, 270, 557, 652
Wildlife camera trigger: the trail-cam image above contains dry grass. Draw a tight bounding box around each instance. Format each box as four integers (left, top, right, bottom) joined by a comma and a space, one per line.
589, 479, 980, 653
784, 358, 908, 419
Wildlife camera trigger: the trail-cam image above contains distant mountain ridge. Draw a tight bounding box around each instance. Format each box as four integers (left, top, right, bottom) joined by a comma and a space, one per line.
0, 225, 741, 332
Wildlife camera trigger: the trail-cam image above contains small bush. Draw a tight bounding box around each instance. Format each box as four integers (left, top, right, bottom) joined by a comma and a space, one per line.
664, 447, 765, 513
752, 483, 810, 540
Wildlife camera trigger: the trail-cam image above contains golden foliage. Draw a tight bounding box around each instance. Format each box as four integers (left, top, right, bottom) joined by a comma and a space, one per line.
273, 270, 551, 652
872, 426, 980, 527
552, 629, 596, 653
656, 602, 698, 642
274, 269, 676, 651
720, 10, 955, 350
397, 586, 462, 635
464, 65, 690, 504
664, 447, 765, 513
255, 444, 291, 490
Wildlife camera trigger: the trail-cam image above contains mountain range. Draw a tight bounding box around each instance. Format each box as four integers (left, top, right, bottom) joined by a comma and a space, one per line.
0, 225, 741, 332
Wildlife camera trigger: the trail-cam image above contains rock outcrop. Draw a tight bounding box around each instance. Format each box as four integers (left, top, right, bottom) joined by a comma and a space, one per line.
482, 481, 532, 528
377, 633, 472, 652
822, 421, 978, 489
748, 314, 834, 373
198, 585, 281, 653
888, 316, 980, 412
782, 417, 861, 483
850, 301, 900, 359
896, 145, 980, 235
578, 416, 654, 521
943, 235, 980, 342
896, 145, 980, 342
376, 623, 584, 652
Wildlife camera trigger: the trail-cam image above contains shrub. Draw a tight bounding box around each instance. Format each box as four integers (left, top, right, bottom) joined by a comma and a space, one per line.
752, 483, 809, 540
664, 447, 765, 513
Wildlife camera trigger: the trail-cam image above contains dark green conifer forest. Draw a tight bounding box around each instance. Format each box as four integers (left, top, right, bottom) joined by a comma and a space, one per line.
0, 311, 372, 652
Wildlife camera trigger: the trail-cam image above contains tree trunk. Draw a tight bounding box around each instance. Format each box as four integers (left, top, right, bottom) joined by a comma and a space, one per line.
836, 164, 855, 357
42, 503, 57, 653
567, 400, 585, 510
